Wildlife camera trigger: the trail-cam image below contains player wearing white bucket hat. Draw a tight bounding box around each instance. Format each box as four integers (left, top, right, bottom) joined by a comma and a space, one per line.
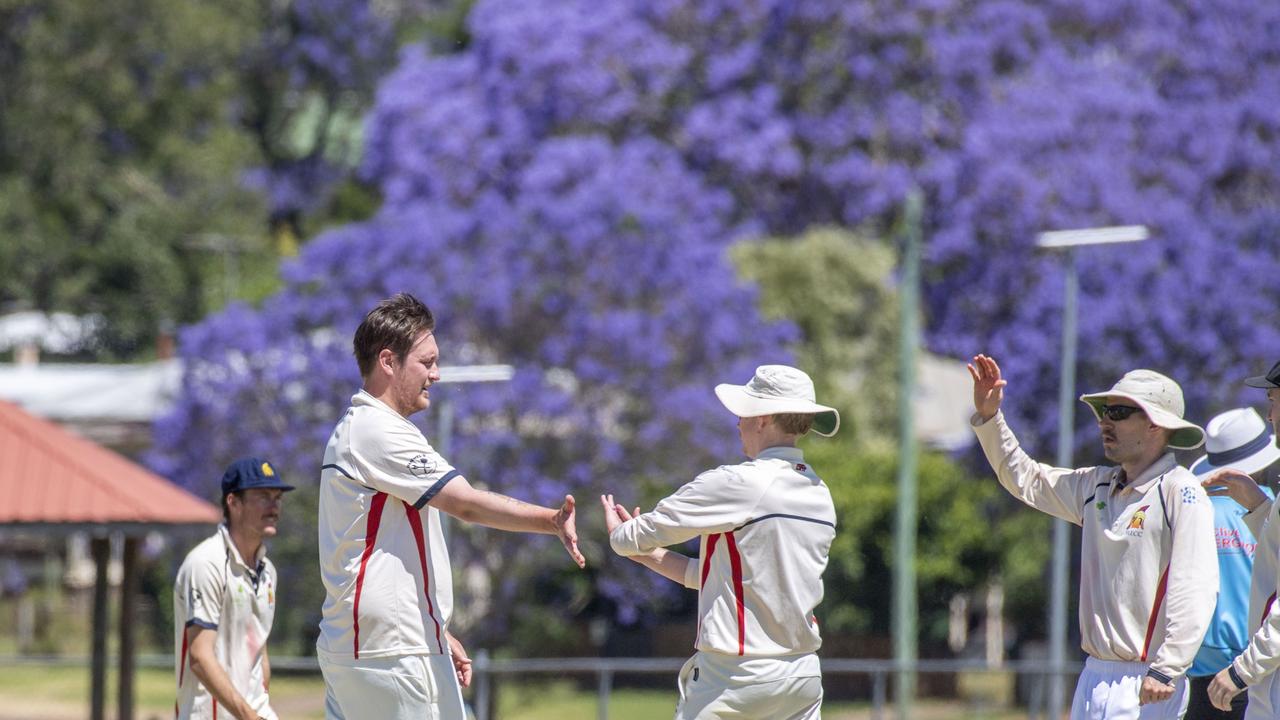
1204, 361, 1280, 719
969, 355, 1217, 720
1184, 409, 1279, 720
603, 365, 838, 719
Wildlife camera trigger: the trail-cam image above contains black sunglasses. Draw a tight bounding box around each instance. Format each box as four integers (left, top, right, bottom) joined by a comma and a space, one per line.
1100, 404, 1143, 421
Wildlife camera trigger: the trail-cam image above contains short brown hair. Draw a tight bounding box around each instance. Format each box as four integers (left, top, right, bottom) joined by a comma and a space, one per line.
772, 413, 815, 436
353, 293, 435, 377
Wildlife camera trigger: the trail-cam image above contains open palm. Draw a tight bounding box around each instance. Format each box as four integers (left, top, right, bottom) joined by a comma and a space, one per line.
968, 354, 1007, 421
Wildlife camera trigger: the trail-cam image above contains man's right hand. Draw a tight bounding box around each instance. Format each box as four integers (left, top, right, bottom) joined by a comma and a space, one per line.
968, 354, 1007, 422
1203, 468, 1269, 513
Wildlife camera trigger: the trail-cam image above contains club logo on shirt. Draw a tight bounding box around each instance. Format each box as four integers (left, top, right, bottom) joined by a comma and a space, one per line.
1095, 500, 1106, 511
796, 463, 807, 472
408, 453, 437, 477
1180, 487, 1198, 505
1126, 505, 1148, 536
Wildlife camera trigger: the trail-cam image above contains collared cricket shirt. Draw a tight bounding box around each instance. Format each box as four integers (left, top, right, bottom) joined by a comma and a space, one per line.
173, 524, 277, 720
972, 411, 1217, 683
317, 390, 459, 661
610, 446, 836, 661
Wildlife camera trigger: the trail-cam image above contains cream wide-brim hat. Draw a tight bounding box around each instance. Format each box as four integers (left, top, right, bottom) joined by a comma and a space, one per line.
714, 365, 840, 437
1079, 369, 1205, 450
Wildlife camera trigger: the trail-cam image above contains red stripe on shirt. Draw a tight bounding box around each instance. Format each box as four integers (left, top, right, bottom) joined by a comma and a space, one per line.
700, 533, 721, 588
352, 491, 389, 659
725, 531, 746, 656
212, 699, 217, 719
695, 533, 721, 646
1263, 592, 1278, 630
1141, 566, 1170, 661
404, 501, 445, 654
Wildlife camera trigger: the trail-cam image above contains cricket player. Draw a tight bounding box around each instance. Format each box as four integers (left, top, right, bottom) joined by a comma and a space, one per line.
604, 364, 839, 719
969, 354, 1217, 719
316, 292, 586, 720
1185, 408, 1279, 720
174, 458, 293, 720
1205, 361, 1280, 718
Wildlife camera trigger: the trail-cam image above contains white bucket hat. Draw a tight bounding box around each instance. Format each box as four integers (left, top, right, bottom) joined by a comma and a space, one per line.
714, 365, 840, 437
1079, 369, 1205, 450
1189, 408, 1280, 477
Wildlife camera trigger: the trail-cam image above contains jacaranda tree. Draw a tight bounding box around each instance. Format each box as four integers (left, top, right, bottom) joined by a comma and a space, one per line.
154, 0, 1280, 649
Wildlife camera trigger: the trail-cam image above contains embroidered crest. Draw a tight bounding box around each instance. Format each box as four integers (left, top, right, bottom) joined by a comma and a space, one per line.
1126, 505, 1148, 536
407, 453, 437, 477
1095, 500, 1106, 510
796, 463, 807, 472
1180, 487, 1198, 505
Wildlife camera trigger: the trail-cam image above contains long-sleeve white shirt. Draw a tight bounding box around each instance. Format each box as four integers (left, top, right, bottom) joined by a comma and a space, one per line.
972, 411, 1218, 682
1233, 498, 1280, 684
610, 446, 836, 658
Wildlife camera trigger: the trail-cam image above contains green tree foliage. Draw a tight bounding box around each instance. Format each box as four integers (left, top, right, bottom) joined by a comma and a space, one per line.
732, 227, 899, 445
0, 0, 272, 357
734, 226, 1050, 650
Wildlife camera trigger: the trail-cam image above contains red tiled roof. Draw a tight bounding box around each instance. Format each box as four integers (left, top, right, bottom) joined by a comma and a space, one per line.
0, 400, 219, 525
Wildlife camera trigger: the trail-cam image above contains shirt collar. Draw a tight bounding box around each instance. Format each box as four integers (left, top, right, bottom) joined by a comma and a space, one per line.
353, 389, 403, 417
1114, 453, 1178, 494
218, 523, 265, 570
756, 446, 804, 463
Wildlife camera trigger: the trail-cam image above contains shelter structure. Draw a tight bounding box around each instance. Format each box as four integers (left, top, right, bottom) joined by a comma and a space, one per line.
0, 399, 219, 720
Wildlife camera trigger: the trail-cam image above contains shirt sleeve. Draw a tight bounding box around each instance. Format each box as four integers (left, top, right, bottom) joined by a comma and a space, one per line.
1242, 495, 1275, 539
177, 557, 224, 629
1150, 476, 1220, 681
1235, 502, 1280, 684
970, 411, 1096, 526
349, 414, 459, 509
610, 466, 766, 557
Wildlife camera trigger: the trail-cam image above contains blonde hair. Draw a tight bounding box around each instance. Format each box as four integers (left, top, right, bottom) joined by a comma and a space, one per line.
772, 413, 815, 436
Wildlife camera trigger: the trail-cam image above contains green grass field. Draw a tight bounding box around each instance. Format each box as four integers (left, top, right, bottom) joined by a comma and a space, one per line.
0, 664, 1027, 720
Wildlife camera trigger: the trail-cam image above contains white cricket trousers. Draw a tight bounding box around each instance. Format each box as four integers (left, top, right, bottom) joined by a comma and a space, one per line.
674, 651, 822, 720
320, 652, 465, 720
1245, 668, 1280, 720
1070, 657, 1188, 720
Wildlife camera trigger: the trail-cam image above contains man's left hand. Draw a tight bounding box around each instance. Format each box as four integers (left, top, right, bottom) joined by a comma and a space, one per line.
1139, 675, 1174, 705
553, 495, 586, 568
1207, 668, 1245, 711
446, 632, 473, 689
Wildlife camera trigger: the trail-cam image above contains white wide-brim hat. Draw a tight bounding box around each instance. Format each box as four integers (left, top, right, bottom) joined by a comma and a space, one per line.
1079, 369, 1205, 450
1189, 407, 1280, 477
715, 365, 840, 437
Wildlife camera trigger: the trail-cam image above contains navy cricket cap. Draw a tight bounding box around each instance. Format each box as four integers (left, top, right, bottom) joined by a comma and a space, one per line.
1245, 361, 1280, 389
220, 458, 295, 495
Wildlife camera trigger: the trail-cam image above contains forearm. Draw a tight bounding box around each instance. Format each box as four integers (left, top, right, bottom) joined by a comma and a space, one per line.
449, 488, 557, 533
189, 651, 257, 719
628, 549, 696, 588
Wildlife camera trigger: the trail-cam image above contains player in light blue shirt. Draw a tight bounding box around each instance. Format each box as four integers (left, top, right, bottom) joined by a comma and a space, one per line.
1187, 408, 1280, 720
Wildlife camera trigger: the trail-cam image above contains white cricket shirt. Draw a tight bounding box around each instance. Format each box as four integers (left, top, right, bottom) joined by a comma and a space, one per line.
610, 446, 836, 662
173, 524, 278, 720
317, 390, 458, 660
972, 411, 1218, 683
1233, 498, 1280, 684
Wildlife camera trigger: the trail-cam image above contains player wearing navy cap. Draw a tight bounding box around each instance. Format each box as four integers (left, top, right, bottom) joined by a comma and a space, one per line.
174, 458, 294, 720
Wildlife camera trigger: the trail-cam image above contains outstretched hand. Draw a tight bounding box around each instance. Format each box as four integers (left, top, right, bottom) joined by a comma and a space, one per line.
1203, 469, 1269, 513
553, 495, 587, 568
968, 354, 1007, 421
600, 494, 639, 534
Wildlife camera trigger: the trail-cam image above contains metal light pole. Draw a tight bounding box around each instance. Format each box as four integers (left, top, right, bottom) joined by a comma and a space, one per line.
1035, 225, 1148, 719
893, 189, 923, 720
434, 364, 515, 543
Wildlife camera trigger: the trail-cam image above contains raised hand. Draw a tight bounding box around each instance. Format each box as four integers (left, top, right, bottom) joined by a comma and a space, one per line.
553, 494, 586, 568
968, 354, 1007, 421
